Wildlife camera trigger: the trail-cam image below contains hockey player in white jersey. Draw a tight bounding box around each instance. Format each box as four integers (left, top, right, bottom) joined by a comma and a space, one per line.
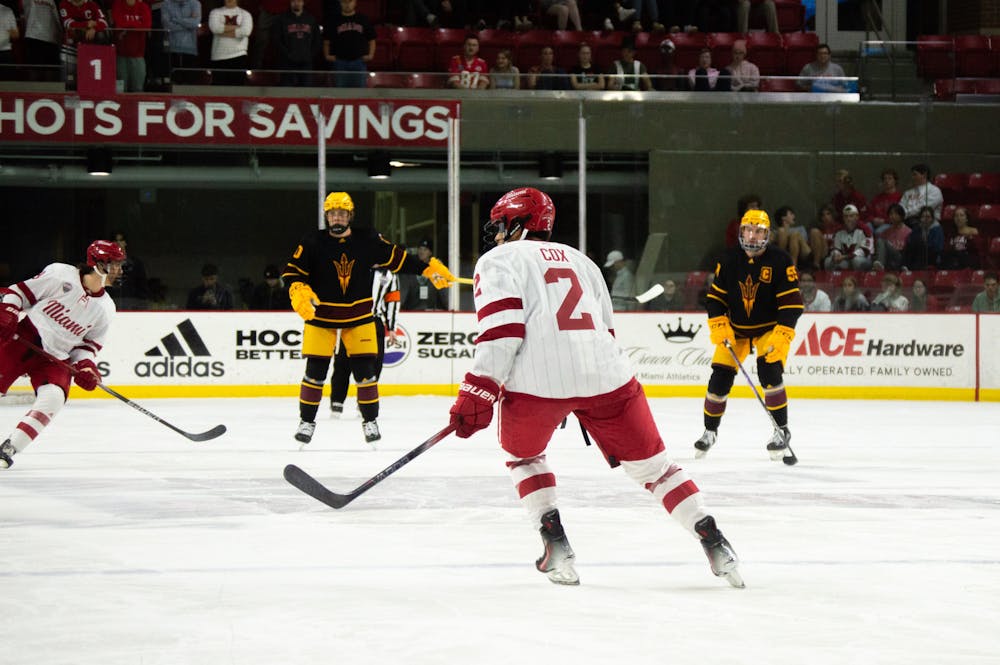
0, 240, 125, 468
448, 187, 743, 588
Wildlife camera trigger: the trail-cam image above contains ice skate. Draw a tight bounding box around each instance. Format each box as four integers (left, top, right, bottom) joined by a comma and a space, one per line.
330, 402, 343, 418
695, 515, 744, 589
0, 439, 15, 469
766, 426, 791, 462
362, 420, 381, 446
694, 429, 717, 458
294, 420, 316, 446
535, 509, 579, 585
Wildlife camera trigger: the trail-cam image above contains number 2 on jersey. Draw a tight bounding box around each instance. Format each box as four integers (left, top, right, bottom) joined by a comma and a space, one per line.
544, 267, 595, 331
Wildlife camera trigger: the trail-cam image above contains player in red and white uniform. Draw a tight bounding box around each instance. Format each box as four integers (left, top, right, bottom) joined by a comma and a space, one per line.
448, 187, 743, 589
446, 34, 489, 89
0, 240, 125, 469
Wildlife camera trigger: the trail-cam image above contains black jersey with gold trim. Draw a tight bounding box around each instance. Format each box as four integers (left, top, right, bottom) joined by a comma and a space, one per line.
705, 245, 803, 338
283, 227, 429, 329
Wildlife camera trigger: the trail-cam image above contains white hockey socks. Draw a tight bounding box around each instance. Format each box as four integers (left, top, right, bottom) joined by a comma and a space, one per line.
621, 451, 709, 534
6, 384, 64, 455
506, 453, 558, 525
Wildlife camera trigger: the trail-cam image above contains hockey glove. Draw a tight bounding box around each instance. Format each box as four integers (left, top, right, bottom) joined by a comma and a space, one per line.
449, 373, 500, 439
422, 257, 456, 290
707, 315, 735, 347
0, 302, 20, 341
289, 282, 318, 321
764, 325, 796, 364
73, 359, 101, 391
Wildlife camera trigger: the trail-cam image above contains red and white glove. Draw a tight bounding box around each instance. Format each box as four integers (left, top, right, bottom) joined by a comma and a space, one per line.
73, 359, 101, 391
0, 302, 20, 341
449, 373, 500, 439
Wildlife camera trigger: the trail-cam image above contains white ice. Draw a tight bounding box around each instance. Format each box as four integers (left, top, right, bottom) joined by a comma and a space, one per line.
2, 395, 999, 665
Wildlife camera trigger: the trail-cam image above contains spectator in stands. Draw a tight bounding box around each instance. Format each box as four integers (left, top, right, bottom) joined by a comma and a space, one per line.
724, 39, 759, 92
737, 0, 777, 33
867, 167, 902, 235
941, 205, 981, 269
872, 203, 911, 272
541, 0, 583, 31
971, 271, 1000, 313
908, 278, 938, 313
59, 0, 109, 86
22, 0, 62, 69
832, 169, 868, 224
870, 273, 909, 312
250, 0, 285, 68
645, 278, 685, 311
688, 48, 727, 91
605, 250, 636, 311
186, 263, 235, 310
608, 36, 653, 91
111, 0, 151, 92
613, 1, 664, 33
527, 45, 568, 91
725, 193, 763, 249
208, 0, 253, 86
489, 48, 520, 89
903, 205, 944, 270
447, 34, 489, 89
110, 230, 148, 310
274, 0, 321, 87
825, 204, 872, 271
161, 0, 201, 74
796, 43, 847, 92
399, 239, 448, 310
773, 205, 811, 268
899, 163, 943, 224
570, 43, 604, 91
0, 3, 18, 65
323, 0, 375, 89
806, 203, 840, 270
798, 271, 831, 312
832, 275, 869, 312
250, 264, 291, 310
696, 272, 714, 310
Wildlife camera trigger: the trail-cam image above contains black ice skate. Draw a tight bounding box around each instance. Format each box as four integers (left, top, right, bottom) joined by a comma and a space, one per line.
695, 515, 744, 589
362, 420, 381, 446
330, 402, 343, 418
694, 429, 717, 459
766, 426, 793, 462
535, 509, 580, 585
294, 420, 316, 445
0, 439, 15, 469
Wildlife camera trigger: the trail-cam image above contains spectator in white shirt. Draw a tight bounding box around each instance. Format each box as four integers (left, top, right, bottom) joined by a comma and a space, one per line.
798, 271, 831, 312
899, 163, 944, 224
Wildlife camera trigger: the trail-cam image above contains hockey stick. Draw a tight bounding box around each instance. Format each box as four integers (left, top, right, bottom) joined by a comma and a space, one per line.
455, 277, 474, 285
723, 340, 798, 466
12, 334, 227, 442
284, 423, 456, 509
635, 283, 665, 304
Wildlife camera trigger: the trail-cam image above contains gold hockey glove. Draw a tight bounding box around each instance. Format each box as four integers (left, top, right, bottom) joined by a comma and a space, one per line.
764, 325, 796, 364
289, 282, 318, 321
422, 257, 456, 290
707, 315, 735, 347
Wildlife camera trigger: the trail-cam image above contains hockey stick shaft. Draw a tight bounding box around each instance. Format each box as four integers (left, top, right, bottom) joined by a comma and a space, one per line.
455, 277, 474, 285
723, 340, 798, 464
12, 334, 227, 442
635, 283, 665, 304
284, 423, 457, 509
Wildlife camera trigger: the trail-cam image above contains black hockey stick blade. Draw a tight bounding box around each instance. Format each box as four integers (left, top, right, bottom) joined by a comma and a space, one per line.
284, 423, 456, 509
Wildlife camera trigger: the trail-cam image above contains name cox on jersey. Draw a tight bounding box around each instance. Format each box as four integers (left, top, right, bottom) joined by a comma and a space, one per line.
794, 324, 965, 357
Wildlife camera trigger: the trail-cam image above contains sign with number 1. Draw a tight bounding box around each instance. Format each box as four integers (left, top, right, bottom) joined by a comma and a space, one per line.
77, 43, 117, 97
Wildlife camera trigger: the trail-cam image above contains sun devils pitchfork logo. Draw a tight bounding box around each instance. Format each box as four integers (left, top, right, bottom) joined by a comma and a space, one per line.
738, 274, 759, 317
335, 253, 354, 294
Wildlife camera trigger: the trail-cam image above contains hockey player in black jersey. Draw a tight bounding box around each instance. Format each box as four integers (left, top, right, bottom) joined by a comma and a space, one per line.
283, 191, 456, 446
694, 209, 803, 462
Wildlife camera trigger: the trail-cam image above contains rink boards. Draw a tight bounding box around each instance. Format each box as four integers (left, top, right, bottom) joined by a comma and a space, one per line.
8, 311, 999, 401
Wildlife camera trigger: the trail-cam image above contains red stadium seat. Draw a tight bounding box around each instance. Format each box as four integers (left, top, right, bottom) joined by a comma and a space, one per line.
513, 29, 554, 68
477, 29, 518, 72
861, 270, 883, 290
707, 32, 742, 70
367, 71, 409, 88
898, 270, 916, 288
685, 270, 710, 289
916, 35, 955, 80
774, 0, 805, 33
355, 0, 384, 23
977, 204, 1000, 238
931, 270, 963, 298
954, 35, 993, 78
933, 78, 976, 101
782, 31, 818, 76
758, 76, 800, 92
746, 32, 785, 76
433, 28, 469, 72
991, 236, 1000, 261
965, 173, 1000, 205
941, 204, 959, 222
969, 269, 987, 285
370, 24, 395, 72
590, 30, 628, 72
407, 72, 443, 88
933, 172, 968, 203
392, 27, 435, 73
976, 78, 1000, 95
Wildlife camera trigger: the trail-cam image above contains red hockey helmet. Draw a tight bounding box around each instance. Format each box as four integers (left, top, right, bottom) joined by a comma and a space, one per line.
87, 240, 126, 267
486, 187, 555, 243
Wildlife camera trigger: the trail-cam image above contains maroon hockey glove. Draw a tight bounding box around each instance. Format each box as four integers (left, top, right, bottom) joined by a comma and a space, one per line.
0, 303, 19, 341
449, 373, 500, 439
73, 359, 101, 391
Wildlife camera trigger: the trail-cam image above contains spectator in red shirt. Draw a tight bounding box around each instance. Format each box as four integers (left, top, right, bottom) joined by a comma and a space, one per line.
867, 167, 902, 236
447, 34, 489, 89
111, 0, 151, 91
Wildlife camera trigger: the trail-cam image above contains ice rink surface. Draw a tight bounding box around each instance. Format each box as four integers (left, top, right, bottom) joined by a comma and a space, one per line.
2, 394, 999, 665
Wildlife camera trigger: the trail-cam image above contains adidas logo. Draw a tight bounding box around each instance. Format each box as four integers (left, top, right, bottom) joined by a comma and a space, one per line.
658, 317, 702, 343
134, 319, 225, 378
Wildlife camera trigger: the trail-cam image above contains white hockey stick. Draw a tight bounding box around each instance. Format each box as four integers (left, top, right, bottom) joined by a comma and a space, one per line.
635, 283, 665, 304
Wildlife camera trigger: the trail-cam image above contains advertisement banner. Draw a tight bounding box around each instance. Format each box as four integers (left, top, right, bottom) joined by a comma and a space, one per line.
0, 93, 460, 147
980, 315, 1000, 399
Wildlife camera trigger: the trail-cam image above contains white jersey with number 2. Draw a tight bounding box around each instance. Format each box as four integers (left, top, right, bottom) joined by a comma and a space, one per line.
470, 239, 634, 399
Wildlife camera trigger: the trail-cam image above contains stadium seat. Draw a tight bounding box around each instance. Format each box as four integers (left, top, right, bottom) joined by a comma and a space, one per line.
746, 32, 785, 76
370, 24, 395, 72
433, 28, 469, 72
774, 0, 806, 32
246, 71, 280, 86
941, 204, 959, 222
991, 236, 1000, 264
969, 269, 987, 285
667, 31, 709, 73
513, 29, 554, 68
954, 35, 993, 78
355, 0, 384, 23
898, 270, 916, 288
367, 71, 408, 88
932, 270, 962, 295
861, 270, 883, 290
393, 27, 435, 73
977, 204, 1000, 238
407, 72, 442, 89
976, 78, 1000, 95
782, 31, 818, 76
758, 76, 800, 92
933, 78, 976, 101
707, 32, 742, 70
477, 29, 519, 72
591, 30, 626, 72
933, 172, 967, 203
916, 35, 955, 80
965, 173, 1000, 205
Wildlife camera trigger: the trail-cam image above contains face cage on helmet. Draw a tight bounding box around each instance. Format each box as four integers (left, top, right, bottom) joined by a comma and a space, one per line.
738, 223, 770, 253
483, 216, 526, 247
